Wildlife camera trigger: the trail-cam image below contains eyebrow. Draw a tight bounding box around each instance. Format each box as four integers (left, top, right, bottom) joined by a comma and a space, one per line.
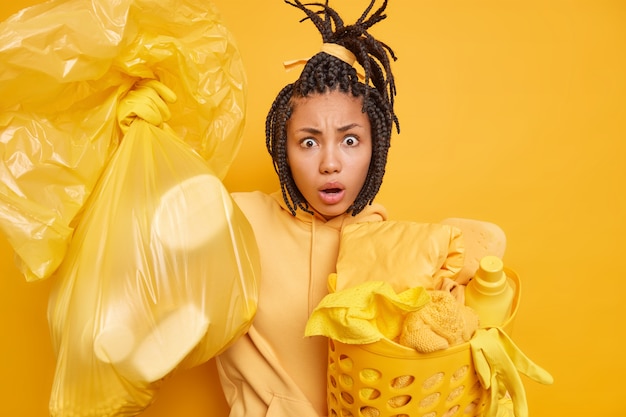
296, 123, 363, 134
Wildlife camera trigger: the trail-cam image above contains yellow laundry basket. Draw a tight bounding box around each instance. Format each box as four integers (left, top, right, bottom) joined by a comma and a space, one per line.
327, 268, 520, 417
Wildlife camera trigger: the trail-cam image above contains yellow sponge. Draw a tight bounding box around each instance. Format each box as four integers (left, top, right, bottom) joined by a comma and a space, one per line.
440, 218, 506, 285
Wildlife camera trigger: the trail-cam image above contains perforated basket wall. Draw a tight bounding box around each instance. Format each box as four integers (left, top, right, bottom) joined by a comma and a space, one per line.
328, 338, 486, 417
327, 269, 520, 417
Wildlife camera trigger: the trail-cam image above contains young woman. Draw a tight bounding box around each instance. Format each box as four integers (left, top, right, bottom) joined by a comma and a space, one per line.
215, 1, 400, 416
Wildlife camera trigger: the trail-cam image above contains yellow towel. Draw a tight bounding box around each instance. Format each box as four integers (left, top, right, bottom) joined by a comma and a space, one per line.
305, 280, 430, 344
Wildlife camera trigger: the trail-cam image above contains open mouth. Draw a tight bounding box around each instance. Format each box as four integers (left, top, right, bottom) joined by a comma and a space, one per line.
319, 186, 345, 205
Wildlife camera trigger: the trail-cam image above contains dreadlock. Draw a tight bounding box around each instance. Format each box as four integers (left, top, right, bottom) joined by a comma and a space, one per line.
266, 0, 399, 216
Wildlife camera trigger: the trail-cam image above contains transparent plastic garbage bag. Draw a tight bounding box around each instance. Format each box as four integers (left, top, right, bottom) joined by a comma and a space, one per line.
0, 0, 246, 281
47, 119, 260, 417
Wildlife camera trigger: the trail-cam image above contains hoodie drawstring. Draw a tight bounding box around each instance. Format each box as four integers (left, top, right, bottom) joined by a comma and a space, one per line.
308, 217, 317, 314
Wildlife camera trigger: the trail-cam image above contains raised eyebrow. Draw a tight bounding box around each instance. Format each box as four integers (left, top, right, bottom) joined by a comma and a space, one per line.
296, 124, 363, 135
337, 123, 363, 132
296, 127, 322, 135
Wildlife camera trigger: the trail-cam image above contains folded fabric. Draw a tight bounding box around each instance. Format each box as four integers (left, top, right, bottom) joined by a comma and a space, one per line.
400, 290, 479, 353
305, 280, 430, 344
470, 328, 554, 417
334, 221, 465, 293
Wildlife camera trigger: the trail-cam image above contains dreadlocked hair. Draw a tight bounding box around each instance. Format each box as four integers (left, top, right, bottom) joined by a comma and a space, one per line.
266, 0, 399, 216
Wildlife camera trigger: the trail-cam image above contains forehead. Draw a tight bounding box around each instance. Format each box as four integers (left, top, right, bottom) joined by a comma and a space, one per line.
289, 90, 368, 124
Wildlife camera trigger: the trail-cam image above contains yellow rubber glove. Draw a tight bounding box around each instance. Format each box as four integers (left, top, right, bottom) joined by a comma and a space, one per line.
117, 79, 177, 133
470, 328, 554, 417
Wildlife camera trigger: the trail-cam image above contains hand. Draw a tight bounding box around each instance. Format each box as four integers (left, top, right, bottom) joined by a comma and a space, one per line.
117, 79, 177, 132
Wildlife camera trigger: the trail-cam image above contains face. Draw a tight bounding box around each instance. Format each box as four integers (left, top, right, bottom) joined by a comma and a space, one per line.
286, 90, 372, 219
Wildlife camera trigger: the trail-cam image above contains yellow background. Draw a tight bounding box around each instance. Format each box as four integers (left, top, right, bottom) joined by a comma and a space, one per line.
1, 0, 625, 416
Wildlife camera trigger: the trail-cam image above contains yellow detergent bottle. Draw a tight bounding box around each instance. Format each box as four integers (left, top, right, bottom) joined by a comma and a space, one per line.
465, 255, 515, 327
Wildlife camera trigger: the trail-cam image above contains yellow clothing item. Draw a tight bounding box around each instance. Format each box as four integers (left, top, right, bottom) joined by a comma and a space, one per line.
305, 221, 473, 352
216, 191, 387, 417
305, 280, 430, 344
333, 221, 465, 293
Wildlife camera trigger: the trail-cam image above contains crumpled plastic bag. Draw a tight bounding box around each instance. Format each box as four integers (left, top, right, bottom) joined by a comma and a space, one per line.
47, 117, 260, 417
0, 0, 246, 281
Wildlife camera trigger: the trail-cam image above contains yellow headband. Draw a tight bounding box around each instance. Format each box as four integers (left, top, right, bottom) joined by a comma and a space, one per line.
283, 43, 364, 80
320, 43, 357, 66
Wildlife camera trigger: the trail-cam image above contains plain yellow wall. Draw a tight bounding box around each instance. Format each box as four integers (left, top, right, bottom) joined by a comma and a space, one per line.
1, 1, 625, 416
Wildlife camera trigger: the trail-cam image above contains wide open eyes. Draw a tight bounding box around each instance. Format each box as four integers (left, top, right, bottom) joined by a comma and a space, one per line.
300, 138, 318, 148
342, 135, 359, 147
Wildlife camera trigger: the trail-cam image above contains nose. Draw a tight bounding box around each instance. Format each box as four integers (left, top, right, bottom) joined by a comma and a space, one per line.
320, 147, 341, 174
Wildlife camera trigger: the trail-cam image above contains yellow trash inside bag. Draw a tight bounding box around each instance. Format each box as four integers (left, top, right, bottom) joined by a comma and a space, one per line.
47, 120, 259, 417
0, 0, 246, 281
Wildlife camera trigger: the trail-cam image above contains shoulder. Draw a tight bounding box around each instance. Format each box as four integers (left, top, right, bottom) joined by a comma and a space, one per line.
354, 202, 388, 223
231, 191, 287, 225
231, 190, 275, 208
